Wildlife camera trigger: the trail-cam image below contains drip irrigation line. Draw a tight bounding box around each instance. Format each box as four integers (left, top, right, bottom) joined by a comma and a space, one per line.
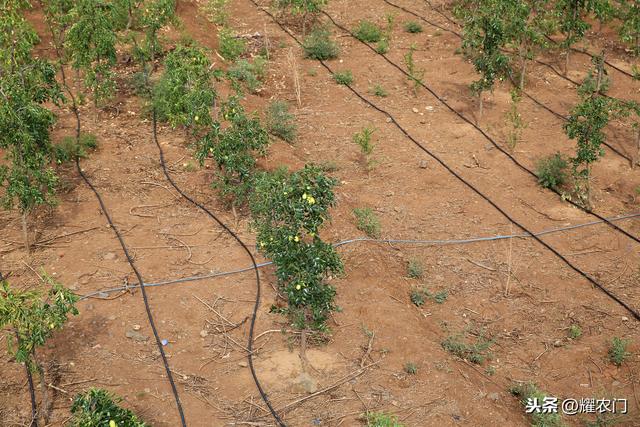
151, 112, 286, 427
78, 212, 640, 300
320, 9, 640, 244
422, 0, 460, 29
248, 0, 640, 321
75, 158, 187, 426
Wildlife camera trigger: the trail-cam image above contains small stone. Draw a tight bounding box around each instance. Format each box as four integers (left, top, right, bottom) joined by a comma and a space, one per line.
622, 316, 629, 322
412, 107, 419, 113
419, 160, 428, 169
200, 330, 208, 338
103, 252, 117, 261
425, 106, 434, 112
126, 329, 149, 343
385, 117, 392, 123
107, 315, 116, 321
553, 339, 563, 347
132, 324, 141, 331
238, 361, 248, 368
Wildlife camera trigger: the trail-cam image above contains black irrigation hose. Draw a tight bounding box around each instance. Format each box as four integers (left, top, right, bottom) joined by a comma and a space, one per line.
150, 112, 286, 427
320, 9, 640, 245
248, 1, 640, 321
382, 0, 636, 164
422, 0, 460, 29
74, 158, 187, 427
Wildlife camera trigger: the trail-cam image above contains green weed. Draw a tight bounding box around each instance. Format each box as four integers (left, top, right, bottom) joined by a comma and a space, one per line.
536, 153, 569, 190
266, 100, 297, 143
404, 21, 423, 33
365, 411, 404, 427
442, 331, 493, 364
218, 27, 245, 61
353, 207, 381, 238
510, 383, 564, 427
303, 25, 339, 60
333, 70, 353, 85
608, 337, 631, 366
406, 258, 424, 279
354, 20, 383, 43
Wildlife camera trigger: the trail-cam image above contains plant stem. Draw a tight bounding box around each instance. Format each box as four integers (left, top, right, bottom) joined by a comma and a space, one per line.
21, 210, 29, 254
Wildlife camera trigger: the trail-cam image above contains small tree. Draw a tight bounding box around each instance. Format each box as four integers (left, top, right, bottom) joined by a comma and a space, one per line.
554, 0, 613, 74
69, 388, 147, 427
153, 43, 216, 135
198, 97, 270, 208
564, 55, 621, 207
454, 0, 511, 122
66, 0, 117, 107
0, 4, 63, 252
0, 274, 79, 424
250, 165, 343, 332
617, 0, 640, 55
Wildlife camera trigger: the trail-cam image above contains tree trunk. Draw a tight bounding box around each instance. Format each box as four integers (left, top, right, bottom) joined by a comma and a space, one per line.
520, 57, 527, 90
21, 210, 30, 255
16, 332, 38, 427
565, 48, 571, 76
34, 354, 49, 425
635, 127, 640, 168
299, 328, 309, 373
586, 164, 592, 209
477, 93, 483, 125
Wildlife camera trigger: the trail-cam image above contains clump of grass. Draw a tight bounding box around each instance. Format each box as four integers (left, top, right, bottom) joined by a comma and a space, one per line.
406, 258, 424, 279
354, 20, 383, 43
218, 27, 246, 61
568, 324, 582, 340
353, 207, 381, 238
410, 286, 447, 306
608, 337, 631, 366
371, 84, 388, 97
404, 362, 418, 375
227, 57, 266, 93
376, 38, 389, 54
442, 331, 493, 364
55, 134, 98, 164
333, 70, 353, 85
303, 25, 339, 60
404, 21, 423, 33
365, 411, 404, 427
510, 383, 564, 427
266, 100, 297, 143
536, 153, 569, 190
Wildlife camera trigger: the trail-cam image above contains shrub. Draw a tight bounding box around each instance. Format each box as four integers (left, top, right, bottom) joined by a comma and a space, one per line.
227, 57, 267, 93
200, 97, 270, 207
303, 26, 339, 60
404, 21, 423, 33
406, 258, 424, 279
371, 84, 388, 97
153, 43, 216, 132
266, 100, 297, 143
404, 43, 424, 96
442, 331, 493, 364
410, 286, 447, 306
510, 383, 564, 427
218, 27, 245, 61
333, 70, 353, 85
568, 324, 582, 339
55, 133, 98, 163
69, 388, 146, 427
608, 337, 631, 366
536, 153, 569, 190
353, 207, 381, 238
375, 38, 389, 54
354, 20, 382, 43
366, 411, 404, 427
250, 165, 343, 330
